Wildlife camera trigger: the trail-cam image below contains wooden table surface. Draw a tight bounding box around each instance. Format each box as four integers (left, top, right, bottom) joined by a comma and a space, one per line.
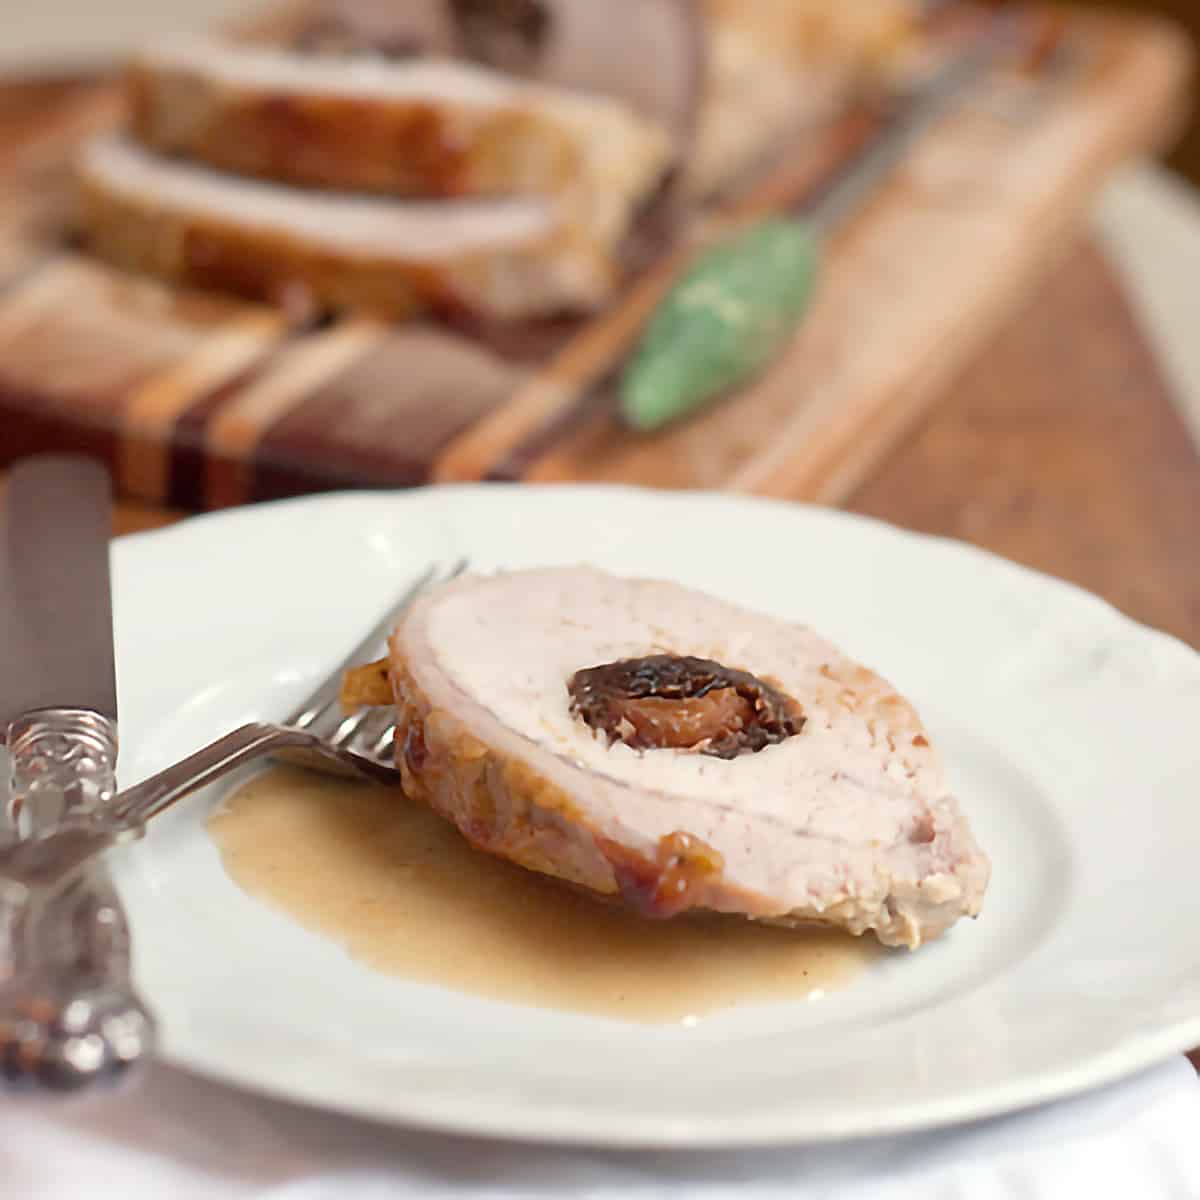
3, 81, 1198, 1076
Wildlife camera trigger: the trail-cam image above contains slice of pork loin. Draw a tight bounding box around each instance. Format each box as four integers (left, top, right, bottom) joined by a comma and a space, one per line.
77, 136, 615, 321
127, 36, 672, 244
385, 567, 990, 949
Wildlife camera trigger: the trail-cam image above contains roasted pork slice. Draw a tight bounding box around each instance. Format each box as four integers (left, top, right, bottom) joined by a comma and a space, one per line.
127, 36, 672, 241
77, 136, 615, 322
370, 567, 989, 949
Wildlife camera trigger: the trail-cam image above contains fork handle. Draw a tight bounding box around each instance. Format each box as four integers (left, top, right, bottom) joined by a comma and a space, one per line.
0, 719, 369, 1093
0, 718, 290, 1093
109, 722, 308, 827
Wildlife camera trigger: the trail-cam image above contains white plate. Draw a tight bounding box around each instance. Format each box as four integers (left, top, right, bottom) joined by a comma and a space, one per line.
108, 485, 1200, 1148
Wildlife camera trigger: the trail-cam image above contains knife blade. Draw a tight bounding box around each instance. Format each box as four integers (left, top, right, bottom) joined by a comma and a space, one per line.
1, 456, 119, 834
1, 455, 117, 733
0, 454, 155, 1092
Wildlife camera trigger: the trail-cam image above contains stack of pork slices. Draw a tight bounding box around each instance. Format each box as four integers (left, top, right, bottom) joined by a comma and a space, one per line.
77, 0, 918, 325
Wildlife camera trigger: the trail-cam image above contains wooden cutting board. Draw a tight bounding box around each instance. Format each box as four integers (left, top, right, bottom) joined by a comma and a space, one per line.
0, 7, 1190, 510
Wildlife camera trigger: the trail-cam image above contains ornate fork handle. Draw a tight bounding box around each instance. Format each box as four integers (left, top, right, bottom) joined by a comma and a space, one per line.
0, 718, 398, 1091
0, 720, 284, 1093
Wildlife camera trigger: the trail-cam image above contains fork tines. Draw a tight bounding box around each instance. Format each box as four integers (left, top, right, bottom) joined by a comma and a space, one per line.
286, 559, 467, 750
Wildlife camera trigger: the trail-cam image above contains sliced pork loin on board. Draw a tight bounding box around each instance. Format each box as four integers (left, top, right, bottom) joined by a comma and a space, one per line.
77, 136, 616, 321
364, 567, 989, 949
127, 37, 673, 240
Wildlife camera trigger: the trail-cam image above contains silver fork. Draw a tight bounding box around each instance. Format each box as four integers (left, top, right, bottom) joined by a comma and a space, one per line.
106, 556, 465, 827
0, 556, 465, 1092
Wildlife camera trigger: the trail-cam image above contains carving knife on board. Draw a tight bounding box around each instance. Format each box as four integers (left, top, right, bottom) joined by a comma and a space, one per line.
0, 455, 155, 1092
620, 7, 1026, 432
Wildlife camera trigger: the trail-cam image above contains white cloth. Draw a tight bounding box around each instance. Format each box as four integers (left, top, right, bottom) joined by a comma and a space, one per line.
3, 1057, 1198, 1199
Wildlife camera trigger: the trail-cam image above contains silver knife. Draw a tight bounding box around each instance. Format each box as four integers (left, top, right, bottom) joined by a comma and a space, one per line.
0, 455, 155, 1092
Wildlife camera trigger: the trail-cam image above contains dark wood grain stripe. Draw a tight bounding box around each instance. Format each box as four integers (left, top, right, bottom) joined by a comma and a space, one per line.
254, 325, 527, 499
118, 310, 286, 503
203, 319, 386, 508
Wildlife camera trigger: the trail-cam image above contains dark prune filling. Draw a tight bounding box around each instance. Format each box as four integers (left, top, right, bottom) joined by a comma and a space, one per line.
569, 654, 804, 760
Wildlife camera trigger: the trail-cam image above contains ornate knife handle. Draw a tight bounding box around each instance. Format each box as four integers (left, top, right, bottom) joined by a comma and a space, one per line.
8, 709, 122, 834
1, 709, 156, 1093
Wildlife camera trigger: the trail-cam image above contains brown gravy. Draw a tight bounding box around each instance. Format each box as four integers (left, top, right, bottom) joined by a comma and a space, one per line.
208, 766, 877, 1023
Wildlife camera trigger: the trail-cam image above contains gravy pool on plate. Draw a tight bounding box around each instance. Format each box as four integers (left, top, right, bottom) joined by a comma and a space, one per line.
209, 766, 877, 1023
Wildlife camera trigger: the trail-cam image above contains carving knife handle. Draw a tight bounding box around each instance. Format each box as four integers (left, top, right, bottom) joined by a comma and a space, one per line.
0, 709, 156, 1093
